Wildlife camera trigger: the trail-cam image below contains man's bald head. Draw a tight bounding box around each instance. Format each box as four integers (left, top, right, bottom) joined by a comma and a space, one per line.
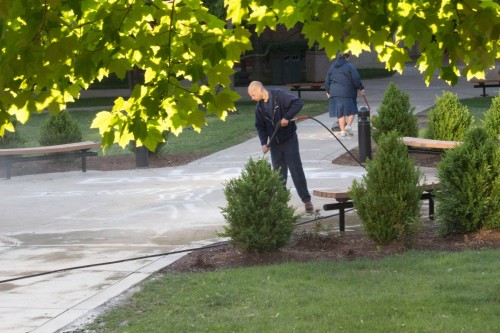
248, 81, 267, 102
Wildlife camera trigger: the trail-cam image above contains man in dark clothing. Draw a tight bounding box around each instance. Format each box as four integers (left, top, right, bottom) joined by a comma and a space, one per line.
247, 81, 314, 213
324, 52, 365, 137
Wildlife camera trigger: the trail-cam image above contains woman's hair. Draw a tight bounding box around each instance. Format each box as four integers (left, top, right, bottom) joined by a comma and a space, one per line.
336, 51, 351, 60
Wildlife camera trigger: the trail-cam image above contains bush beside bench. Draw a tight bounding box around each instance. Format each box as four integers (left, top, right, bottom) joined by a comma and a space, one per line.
0, 141, 101, 179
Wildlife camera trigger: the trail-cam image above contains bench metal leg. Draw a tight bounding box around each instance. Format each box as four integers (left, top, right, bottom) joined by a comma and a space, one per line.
428, 194, 435, 220
323, 200, 353, 232
3, 160, 12, 179
338, 207, 345, 231
420, 191, 435, 220
82, 156, 87, 172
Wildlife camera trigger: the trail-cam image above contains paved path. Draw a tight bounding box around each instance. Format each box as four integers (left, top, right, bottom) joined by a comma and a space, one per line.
0, 64, 496, 333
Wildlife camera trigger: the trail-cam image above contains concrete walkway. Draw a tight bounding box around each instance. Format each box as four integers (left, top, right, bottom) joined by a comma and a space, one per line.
0, 64, 496, 333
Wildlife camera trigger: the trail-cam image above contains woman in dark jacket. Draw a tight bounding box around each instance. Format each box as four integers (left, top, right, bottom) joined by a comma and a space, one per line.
324, 52, 365, 137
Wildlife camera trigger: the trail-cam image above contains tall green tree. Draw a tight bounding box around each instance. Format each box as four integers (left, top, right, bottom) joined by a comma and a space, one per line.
0, 0, 251, 150
1, 0, 498, 150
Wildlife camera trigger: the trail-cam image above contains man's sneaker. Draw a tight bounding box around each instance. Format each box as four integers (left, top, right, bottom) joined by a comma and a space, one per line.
345, 125, 354, 135
340, 130, 346, 137
305, 201, 314, 213
331, 124, 340, 131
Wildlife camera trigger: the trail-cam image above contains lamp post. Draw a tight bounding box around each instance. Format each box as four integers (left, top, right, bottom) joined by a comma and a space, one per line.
358, 106, 372, 163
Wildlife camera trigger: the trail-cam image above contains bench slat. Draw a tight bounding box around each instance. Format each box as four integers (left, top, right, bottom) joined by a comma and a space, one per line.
470, 78, 500, 83
286, 82, 324, 88
313, 182, 440, 199
402, 137, 461, 150
0, 141, 101, 156
312, 189, 350, 200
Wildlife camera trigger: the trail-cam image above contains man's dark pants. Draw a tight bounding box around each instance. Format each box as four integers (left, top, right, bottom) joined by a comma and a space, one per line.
269, 133, 311, 203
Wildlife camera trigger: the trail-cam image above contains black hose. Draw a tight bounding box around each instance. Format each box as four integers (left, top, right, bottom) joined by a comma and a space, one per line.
291, 115, 366, 169
0, 242, 227, 284
0, 212, 343, 284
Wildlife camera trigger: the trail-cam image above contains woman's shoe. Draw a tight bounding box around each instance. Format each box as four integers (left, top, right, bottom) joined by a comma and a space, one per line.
345, 125, 354, 135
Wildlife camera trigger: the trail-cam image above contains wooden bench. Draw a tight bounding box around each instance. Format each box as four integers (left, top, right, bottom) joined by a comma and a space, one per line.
402, 136, 462, 155
0, 141, 101, 179
470, 78, 500, 97
286, 82, 325, 98
313, 182, 440, 231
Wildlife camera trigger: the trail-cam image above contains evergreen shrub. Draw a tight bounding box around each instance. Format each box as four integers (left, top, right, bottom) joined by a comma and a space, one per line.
219, 157, 298, 253
0, 119, 25, 148
39, 111, 83, 146
425, 91, 473, 141
436, 127, 500, 235
350, 131, 423, 245
482, 94, 500, 140
371, 82, 418, 143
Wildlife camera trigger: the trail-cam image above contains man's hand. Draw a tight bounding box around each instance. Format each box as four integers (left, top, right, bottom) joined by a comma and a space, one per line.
262, 145, 270, 154
280, 118, 289, 127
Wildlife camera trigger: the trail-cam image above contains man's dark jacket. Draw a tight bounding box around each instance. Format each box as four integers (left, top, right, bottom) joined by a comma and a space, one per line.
254, 89, 304, 146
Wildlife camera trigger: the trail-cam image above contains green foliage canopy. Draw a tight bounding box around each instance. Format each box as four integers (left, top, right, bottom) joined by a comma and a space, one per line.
0, 0, 251, 150
1, 0, 498, 149
228, 0, 499, 84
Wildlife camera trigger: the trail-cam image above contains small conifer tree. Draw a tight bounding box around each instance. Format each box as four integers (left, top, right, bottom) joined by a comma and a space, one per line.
350, 131, 423, 245
0, 119, 25, 148
371, 82, 418, 143
425, 91, 473, 141
220, 157, 298, 253
39, 111, 83, 146
436, 127, 500, 235
482, 94, 500, 140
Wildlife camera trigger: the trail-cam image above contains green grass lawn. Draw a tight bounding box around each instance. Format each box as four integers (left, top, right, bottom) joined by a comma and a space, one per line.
460, 96, 494, 123
14, 100, 329, 155
83, 249, 500, 332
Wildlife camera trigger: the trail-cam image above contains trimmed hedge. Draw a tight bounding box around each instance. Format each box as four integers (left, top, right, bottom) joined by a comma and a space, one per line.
436, 127, 500, 235
350, 131, 423, 245
219, 158, 298, 253
371, 82, 418, 143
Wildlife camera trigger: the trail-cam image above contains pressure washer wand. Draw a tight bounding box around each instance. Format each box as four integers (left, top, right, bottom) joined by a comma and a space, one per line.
264, 117, 300, 156
262, 121, 282, 157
